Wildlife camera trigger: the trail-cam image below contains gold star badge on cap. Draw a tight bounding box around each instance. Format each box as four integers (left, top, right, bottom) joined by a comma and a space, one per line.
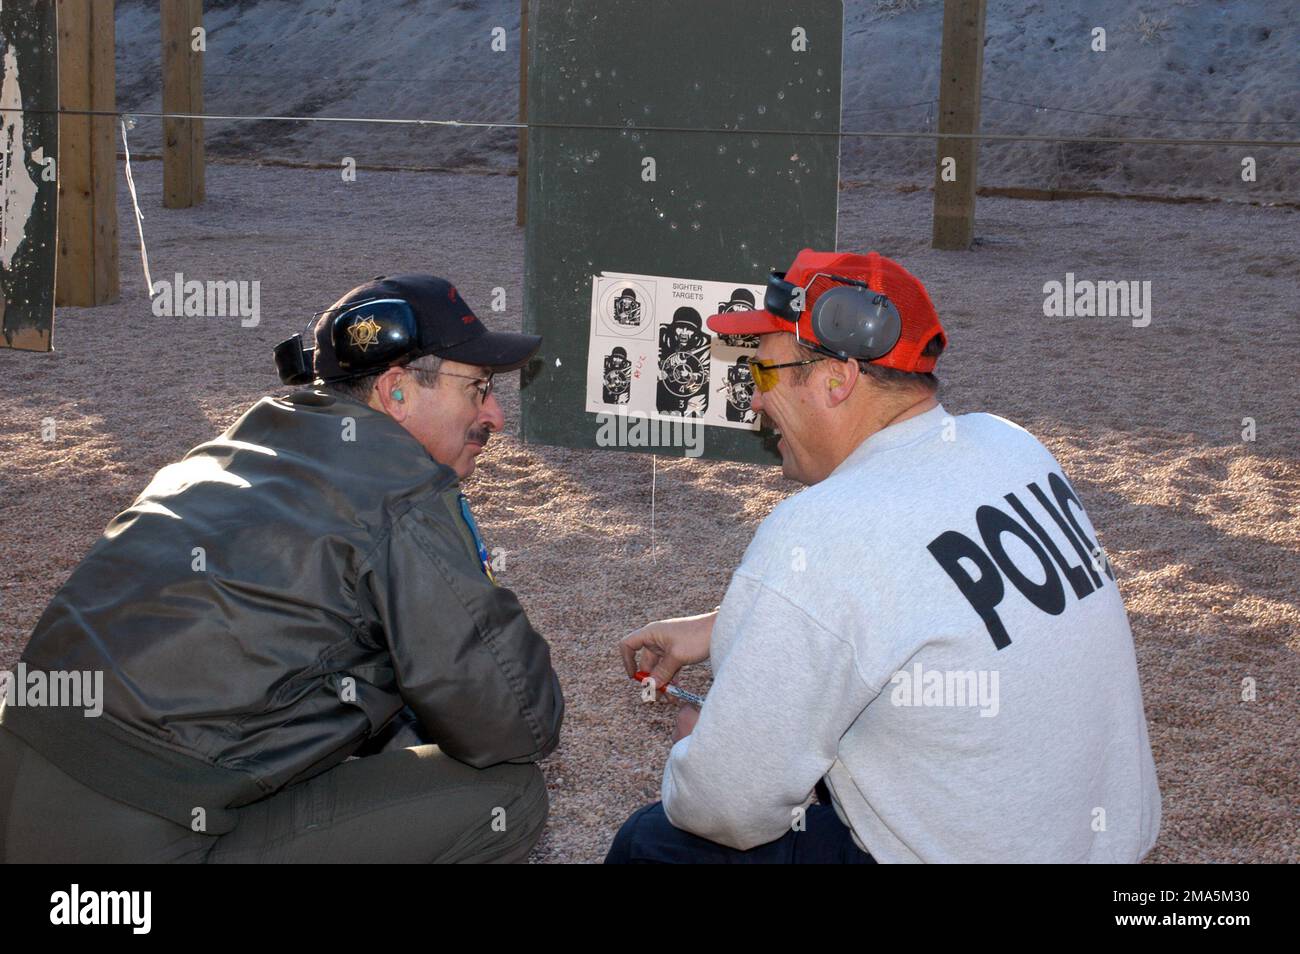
347, 316, 382, 351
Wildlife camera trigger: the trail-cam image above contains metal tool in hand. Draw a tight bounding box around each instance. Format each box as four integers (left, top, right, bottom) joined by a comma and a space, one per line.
633, 671, 706, 708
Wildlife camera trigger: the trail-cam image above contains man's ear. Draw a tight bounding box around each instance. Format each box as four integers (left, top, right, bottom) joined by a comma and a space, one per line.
372, 366, 409, 420
825, 356, 859, 407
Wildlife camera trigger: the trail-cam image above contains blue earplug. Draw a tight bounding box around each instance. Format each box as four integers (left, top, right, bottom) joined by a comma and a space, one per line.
392, 389, 403, 402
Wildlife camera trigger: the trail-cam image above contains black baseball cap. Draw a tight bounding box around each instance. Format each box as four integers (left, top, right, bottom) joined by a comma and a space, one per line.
309, 274, 542, 382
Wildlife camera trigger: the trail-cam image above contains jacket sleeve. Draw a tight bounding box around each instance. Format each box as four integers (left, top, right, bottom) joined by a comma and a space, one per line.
362, 491, 564, 767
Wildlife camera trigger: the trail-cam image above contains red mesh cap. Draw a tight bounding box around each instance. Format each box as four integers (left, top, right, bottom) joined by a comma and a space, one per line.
706, 249, 948, 373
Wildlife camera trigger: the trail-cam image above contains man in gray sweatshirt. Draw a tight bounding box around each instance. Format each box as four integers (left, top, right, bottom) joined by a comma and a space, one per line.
606, 249, 1161, 863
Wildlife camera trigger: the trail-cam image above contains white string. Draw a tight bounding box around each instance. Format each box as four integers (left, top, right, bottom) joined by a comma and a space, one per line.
18, 97, 1300, 128
119, 119, 153, 297
8, 107, 1294, 150
650, 453, 657, 565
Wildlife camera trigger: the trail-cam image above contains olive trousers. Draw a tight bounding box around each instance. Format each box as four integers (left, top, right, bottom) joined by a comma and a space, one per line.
0, 723, 547, 864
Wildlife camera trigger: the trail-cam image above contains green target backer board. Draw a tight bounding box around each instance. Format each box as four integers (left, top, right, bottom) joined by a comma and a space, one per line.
0, 0, 58, 352
521, 0, 843, 464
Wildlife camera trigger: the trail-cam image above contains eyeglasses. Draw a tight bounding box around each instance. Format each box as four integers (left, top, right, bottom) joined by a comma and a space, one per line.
741, 355, 826, 392
431, 369, 495, 403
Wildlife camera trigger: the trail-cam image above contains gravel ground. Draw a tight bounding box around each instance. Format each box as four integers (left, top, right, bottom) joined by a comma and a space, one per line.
1, 161, 1296, 862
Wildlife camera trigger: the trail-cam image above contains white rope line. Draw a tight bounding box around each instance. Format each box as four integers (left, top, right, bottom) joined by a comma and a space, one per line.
650, 453, 657, 566
128, 109, 520, 128
119, 119, 153, 299
6, 107, 1297, 149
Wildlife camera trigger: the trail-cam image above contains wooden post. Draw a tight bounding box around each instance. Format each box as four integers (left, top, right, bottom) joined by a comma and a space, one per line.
931, 0, 986, 251
162, 0, 204, 208
516, 0, 528, 227
55, 0, 118, 306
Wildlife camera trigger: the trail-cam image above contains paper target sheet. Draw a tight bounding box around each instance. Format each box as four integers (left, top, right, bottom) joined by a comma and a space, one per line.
585, 271, 765, 431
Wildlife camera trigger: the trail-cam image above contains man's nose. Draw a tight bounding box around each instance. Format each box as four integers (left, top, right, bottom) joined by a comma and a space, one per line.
750, 384, 764, 414
481, 392, 506, 432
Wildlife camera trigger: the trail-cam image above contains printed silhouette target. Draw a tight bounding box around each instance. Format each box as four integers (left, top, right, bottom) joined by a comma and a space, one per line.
596, 278, 654, 338
661, 351, 706, 397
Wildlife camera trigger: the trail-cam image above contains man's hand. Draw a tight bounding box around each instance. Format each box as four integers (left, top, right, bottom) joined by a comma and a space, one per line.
620, 610, 717, 688
672, 703, 701, 743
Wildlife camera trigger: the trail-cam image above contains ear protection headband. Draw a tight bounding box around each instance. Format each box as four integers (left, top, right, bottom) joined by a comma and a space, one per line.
765, 271, 902, 362
273, 298, 422, 385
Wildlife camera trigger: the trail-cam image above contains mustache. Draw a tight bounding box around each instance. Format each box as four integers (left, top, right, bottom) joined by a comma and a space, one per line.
467, 426, 492, 447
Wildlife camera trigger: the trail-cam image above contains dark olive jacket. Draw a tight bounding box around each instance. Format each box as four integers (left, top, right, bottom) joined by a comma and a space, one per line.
0, 389, 563, 833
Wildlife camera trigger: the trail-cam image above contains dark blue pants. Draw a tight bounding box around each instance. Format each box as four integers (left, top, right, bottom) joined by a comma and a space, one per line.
605, 801, 877, 864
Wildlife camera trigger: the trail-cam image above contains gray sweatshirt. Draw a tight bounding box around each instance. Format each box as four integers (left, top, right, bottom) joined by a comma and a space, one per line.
661, 405, 1162, 862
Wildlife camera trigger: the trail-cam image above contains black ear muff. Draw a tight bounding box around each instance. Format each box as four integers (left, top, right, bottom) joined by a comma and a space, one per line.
273, 334, 315, 385
332, 298, 420, 374
810, 285, 902, 361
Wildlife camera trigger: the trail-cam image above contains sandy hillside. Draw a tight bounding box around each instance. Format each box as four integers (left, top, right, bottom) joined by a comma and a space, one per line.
1, 157, 1296, 861
111, 0, 1300, 200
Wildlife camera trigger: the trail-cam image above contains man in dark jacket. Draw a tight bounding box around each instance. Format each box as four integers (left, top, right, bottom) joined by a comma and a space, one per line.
0, 274, 564, 863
